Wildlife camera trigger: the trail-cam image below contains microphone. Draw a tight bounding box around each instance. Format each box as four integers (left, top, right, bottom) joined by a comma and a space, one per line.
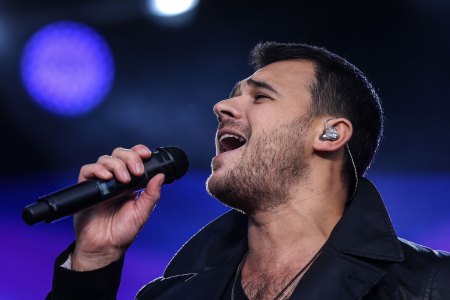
22, 146, 189, 226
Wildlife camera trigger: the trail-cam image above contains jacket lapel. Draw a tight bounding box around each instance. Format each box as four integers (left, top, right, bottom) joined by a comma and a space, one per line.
159, 211, 248, 300
290, 246, 385, 299
328, 177, 404, 262
155, 242, 247, 300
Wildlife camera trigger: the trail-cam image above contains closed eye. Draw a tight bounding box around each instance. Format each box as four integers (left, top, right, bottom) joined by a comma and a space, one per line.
255, 94, 272, 101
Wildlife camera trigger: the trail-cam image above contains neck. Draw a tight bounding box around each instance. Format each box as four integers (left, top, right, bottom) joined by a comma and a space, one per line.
244, 173, 347, 271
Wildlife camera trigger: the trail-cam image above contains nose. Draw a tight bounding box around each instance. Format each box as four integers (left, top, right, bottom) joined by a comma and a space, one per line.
213, 98, 242, 122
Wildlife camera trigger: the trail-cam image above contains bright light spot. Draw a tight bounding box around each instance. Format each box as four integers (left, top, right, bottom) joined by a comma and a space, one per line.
147, 0, 199, 17
21, 21, 115, 117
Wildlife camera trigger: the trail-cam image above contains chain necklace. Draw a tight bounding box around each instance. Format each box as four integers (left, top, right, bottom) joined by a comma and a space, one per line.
231, 246, 323, 300
231, 252, 248, 300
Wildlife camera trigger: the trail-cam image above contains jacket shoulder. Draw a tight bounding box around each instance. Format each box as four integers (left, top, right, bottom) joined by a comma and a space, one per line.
398, 238, 450, 299
399, 238, 450, 261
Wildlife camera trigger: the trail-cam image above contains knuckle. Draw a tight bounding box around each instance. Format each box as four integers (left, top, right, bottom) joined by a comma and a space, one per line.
97, 154, 111, 163
108, 157, 125, 170
80, 163, 95, 173
112, 147, 128, 156
97, 154, 126, 170
78, 164, 97, 181
142, 190, 158, 201
132, 144, 151, 155
132, 144, 146, 151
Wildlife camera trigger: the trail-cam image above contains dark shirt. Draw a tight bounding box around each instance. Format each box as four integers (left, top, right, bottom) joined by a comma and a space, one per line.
222, 268, 249, 300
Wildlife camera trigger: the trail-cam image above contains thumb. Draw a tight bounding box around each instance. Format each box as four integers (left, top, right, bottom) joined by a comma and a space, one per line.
134, 173, 165, 220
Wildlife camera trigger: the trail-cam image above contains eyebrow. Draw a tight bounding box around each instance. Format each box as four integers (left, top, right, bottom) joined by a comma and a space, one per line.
229, 78, 280, 98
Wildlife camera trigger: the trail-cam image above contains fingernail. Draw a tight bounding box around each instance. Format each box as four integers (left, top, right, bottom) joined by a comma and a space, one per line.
158, 174, 165, 185
122, 171, 130, 181
135, 163, 143, 174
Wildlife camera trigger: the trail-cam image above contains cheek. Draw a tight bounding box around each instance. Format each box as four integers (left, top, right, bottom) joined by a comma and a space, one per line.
248, 104, 301, 126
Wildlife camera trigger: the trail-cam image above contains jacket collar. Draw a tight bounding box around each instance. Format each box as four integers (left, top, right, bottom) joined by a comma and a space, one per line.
288, 177, 405, 299
164, 208, 248, 275
327, 177, 404, 262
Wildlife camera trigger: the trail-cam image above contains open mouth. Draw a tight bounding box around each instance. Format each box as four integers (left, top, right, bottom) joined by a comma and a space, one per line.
218, 133, 247, 153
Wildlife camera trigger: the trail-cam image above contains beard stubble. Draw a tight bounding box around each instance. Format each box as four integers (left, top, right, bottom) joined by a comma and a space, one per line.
206, 115, 313, 214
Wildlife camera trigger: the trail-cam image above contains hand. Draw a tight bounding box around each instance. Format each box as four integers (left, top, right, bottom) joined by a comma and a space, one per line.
71, 144, 165, 271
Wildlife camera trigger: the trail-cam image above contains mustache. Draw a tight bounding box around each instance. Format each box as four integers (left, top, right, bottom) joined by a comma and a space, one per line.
218, 119, 241, 130
217, 120, 251, 138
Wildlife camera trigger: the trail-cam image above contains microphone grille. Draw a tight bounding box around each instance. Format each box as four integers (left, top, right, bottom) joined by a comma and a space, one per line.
158, 146, 189, 180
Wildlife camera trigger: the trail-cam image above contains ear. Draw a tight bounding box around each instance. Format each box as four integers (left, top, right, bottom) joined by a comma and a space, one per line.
312, 117, 353, 152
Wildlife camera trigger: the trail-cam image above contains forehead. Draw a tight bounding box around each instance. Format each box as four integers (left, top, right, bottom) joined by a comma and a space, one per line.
233, 60, 316, 98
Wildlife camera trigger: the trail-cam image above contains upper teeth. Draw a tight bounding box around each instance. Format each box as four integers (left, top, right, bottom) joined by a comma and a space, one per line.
220, 133, 245, 142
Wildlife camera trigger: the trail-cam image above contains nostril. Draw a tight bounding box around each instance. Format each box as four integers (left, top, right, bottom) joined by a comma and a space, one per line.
220, 109, 234, 118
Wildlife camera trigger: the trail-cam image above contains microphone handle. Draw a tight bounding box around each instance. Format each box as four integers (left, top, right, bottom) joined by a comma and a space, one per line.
22, 150, 176, 225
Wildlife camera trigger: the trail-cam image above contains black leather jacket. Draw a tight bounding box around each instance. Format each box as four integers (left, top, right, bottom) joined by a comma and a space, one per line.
49, 178, 450, 299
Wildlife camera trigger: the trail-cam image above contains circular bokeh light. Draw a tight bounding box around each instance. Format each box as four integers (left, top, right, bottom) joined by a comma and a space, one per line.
147, 0, 200, 17
21, 21, 115, 116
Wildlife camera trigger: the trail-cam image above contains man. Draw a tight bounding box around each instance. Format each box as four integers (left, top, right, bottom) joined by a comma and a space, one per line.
48, 42, 450, 299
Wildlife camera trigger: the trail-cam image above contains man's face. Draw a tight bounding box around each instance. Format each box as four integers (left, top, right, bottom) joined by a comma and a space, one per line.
206, 60, 317, 213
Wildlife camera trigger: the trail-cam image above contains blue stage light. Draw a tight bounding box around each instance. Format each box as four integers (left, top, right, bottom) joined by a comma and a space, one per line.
21, 21, 115, 117
147, 0, 199, 17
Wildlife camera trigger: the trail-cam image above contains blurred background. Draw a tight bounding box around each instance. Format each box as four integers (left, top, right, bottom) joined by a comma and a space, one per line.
1, 0, 449, 298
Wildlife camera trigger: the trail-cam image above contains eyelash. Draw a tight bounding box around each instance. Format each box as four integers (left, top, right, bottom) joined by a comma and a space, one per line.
255, 94, 270, 100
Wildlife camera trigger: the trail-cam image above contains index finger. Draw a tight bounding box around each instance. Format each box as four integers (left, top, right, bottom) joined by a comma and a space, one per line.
131, 144, 152, 159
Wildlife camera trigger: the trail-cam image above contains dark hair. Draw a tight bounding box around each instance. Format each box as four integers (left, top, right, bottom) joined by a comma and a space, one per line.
250, 42, 384, 184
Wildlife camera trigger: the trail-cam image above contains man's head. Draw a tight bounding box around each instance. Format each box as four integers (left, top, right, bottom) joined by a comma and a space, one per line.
251, 42, 384, 186
207, 42, 384, 213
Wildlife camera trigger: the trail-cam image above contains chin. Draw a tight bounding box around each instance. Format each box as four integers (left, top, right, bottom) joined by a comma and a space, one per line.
205, 174, 218, 202
205, 170, 226, 198
205, 168, 250, 214
206, 170, 220, 194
